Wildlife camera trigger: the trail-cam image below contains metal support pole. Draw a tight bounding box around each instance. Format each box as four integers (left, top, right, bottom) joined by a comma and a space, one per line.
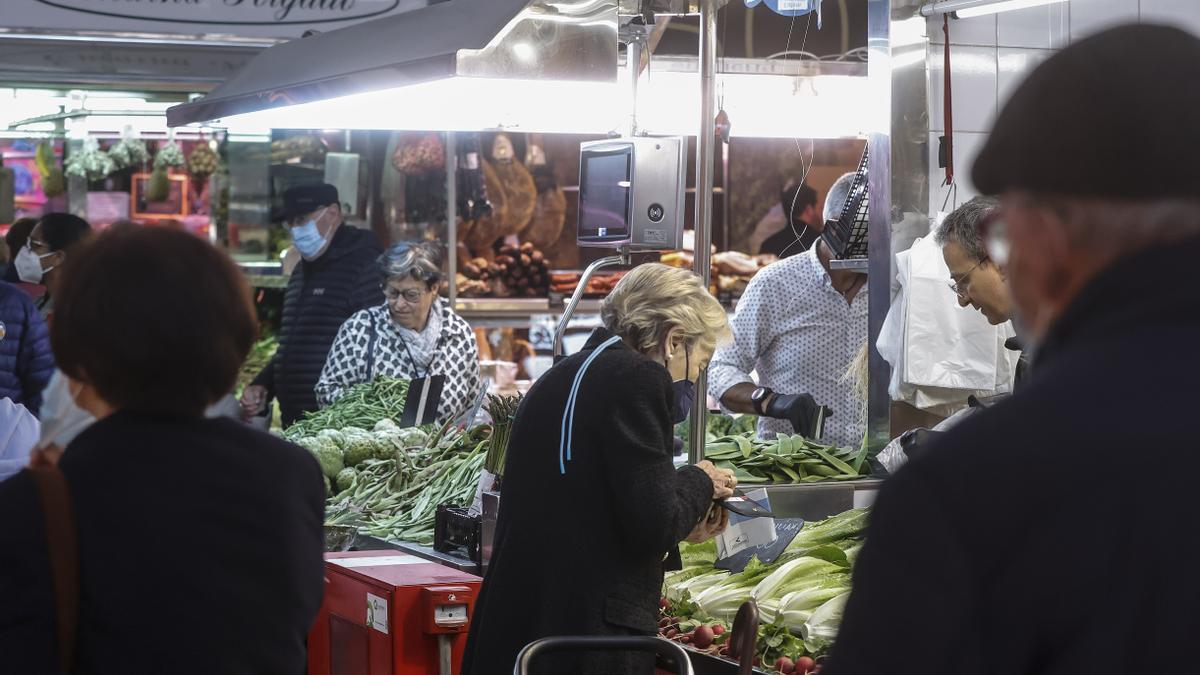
688, 0, 718, 465
552, 250, 630, 359
627, 37, 641, 136
446, 131, 458, 307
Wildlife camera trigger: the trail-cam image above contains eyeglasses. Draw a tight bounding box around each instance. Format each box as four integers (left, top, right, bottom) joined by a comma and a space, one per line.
948, 258, 985, 298
383, 287, 425, 304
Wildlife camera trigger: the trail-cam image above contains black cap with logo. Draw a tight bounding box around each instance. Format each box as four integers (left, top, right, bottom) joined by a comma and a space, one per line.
273, 183, 340, 223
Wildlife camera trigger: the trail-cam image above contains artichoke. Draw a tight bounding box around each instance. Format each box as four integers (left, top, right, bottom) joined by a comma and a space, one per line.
317, 429, 346, 449
335, 467, 358, 493
314, 445, 345, 480
397, 427, 430, 448
373, 418, 399, 433
343, 436, 376, 468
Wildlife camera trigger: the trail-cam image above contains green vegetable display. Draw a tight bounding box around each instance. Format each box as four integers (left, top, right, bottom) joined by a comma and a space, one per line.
660, 509, 870, 668
483, 394, 521, 476
285, 377, 411, 439
676, 412, 758, 448
704, 432, 870, 484
323, 424, 490, 546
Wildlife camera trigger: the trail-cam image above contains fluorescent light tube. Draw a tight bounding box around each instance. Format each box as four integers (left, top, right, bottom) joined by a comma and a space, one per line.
920, 0, 1066, 18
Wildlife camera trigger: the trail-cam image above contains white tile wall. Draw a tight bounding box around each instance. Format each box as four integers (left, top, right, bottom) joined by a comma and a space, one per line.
998, 3, 1070, 48
1141, 0, 1200, 36
922, 0, 1200, 209
997, 48, 1054, 104
928, 13, 997, 46
927, 131, 990, 216
927, 44, 999, 133
1070, 0, 1140, 40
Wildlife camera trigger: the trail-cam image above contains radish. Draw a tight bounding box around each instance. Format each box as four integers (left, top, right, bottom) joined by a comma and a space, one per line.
658, 617, 672, 629
665, 628, 678, 639
692, 625, 715, 649
775, 656, 795, 674
711, 624, 725, 635
660, 598, 670, 610
680, 635, 691, 644
795, 656, 815, 674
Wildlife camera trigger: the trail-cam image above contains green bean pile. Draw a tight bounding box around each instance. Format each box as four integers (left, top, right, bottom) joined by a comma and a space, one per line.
325, 425, 489, 545
705, 433, 871, 484
286, 377, 410, 439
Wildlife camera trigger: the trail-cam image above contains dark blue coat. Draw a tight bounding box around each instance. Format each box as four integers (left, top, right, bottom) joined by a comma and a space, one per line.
0, 281, 53, 415
252, 225, 383, 426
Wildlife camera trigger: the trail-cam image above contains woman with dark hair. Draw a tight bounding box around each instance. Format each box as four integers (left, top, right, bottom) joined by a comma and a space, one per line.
0, 227, 325, 674
3, 217, 38, 280
13, 212, 92, 317
316, 241, 483, 424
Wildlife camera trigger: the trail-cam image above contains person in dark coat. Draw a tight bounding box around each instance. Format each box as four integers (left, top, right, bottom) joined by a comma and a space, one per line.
14, 213, 92, 318
0, 280, 54, 416
463, 264, 737, 675
825, 25, 1200, 675
760, 182, 820, 259
240, 183, 384, 427
0, 226, 325, 674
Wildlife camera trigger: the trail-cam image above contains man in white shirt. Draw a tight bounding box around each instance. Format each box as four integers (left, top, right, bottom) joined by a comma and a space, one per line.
708, 173, 867, 448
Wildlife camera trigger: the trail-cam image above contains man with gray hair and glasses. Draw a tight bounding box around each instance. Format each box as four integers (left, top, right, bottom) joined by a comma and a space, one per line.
825, 24, 1200, 675
935, 195, 1029, 386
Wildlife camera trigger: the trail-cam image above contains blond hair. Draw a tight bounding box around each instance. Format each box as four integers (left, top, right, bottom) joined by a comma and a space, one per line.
600, 263, 730, 355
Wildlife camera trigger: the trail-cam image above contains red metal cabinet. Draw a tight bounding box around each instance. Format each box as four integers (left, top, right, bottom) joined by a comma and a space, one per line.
309, 551, 482, 675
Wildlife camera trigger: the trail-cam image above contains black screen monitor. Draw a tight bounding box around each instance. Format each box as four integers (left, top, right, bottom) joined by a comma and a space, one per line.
577, 145, 632, 243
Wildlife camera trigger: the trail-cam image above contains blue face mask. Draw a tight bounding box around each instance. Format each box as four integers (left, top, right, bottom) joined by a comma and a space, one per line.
669, 347, 695, 424
291, 207, 329, 259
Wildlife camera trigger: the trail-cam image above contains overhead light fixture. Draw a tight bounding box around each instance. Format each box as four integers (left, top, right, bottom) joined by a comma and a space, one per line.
919, 0, 1067, 18
207, 70, 868, 139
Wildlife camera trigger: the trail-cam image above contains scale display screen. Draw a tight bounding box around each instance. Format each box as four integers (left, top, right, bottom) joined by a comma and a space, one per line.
577, 147, 632, 242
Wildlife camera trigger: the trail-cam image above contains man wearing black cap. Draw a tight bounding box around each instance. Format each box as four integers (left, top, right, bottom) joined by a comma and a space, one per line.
240, 184, 383, 426
825, 25, 1200, 675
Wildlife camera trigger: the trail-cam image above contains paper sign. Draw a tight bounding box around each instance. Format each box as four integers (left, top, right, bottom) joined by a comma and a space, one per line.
715, 488, 777, 559
331, 555, 426, 569
366, 593, 389, 634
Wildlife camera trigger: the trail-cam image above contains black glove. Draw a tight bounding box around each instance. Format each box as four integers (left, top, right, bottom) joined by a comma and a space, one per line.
765, 393, 830, 439
898, 428, 943, 461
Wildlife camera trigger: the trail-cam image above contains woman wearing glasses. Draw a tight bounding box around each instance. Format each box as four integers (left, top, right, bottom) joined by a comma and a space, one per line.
14, 213, 92, 318
316, 241, 483, 425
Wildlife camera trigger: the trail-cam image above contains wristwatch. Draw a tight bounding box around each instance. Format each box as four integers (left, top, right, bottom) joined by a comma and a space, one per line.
750, 387, 774, 416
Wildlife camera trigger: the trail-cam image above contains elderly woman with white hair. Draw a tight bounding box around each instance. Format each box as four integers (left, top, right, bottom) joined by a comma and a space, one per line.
316, 241, 482, 425
463, 263, 737, 675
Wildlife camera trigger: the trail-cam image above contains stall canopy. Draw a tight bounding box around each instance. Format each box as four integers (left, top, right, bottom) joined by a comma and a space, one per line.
167, 0, 619, 128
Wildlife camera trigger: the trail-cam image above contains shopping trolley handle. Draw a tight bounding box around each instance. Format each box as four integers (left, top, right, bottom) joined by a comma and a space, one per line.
513, 635, 694, 675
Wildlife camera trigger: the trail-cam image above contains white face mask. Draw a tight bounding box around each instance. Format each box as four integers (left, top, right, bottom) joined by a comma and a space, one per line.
15, 245, 55, 285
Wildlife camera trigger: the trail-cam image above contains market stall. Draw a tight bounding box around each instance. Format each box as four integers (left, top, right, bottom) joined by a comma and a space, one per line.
170, 0, 885, 673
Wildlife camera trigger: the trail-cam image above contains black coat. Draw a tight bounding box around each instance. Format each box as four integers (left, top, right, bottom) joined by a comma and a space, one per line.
0, 412, 326, 675
254, 225, 383, 426
462, 329, 713, 675
825, 238, 1200, 675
